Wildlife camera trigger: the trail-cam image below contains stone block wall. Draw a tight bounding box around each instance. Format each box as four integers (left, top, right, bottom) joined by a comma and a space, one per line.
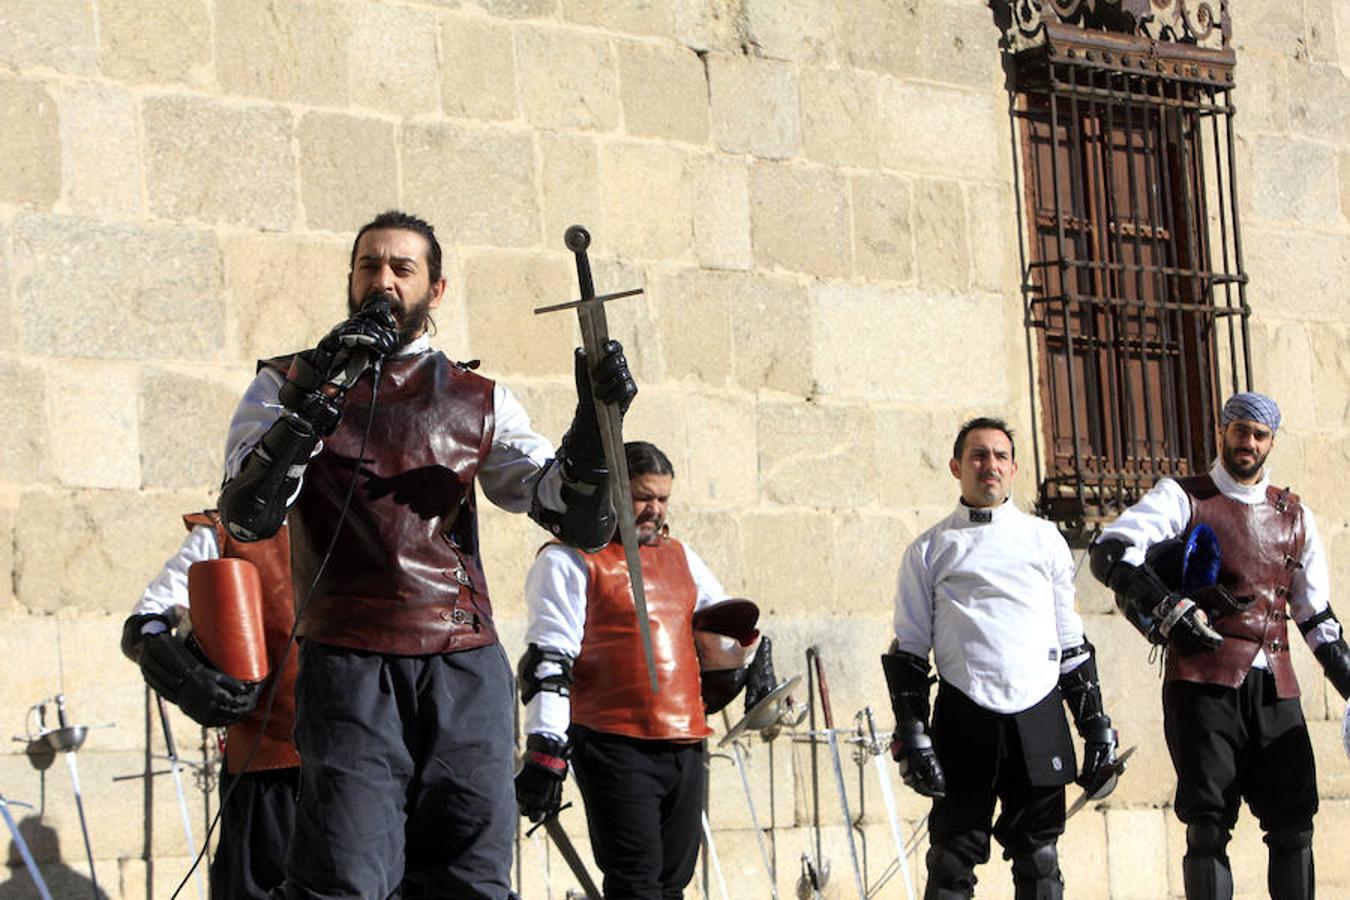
0, 1, 1346, 897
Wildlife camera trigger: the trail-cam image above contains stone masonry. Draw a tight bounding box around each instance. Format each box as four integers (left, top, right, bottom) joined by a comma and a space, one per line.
0, 0, 1347, 897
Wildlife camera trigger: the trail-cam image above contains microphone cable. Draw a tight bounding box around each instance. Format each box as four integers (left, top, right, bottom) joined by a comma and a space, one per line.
170, 353, 386, 899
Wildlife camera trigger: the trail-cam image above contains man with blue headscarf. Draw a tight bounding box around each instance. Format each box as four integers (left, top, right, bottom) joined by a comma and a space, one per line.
1089, 392, 1349, 900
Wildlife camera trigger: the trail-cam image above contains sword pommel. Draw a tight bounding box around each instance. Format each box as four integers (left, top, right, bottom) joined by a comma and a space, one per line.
564, 225, 591, 253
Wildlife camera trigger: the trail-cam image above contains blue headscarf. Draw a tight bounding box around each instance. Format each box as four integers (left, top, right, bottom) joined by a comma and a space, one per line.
1220, 392, 1281, 432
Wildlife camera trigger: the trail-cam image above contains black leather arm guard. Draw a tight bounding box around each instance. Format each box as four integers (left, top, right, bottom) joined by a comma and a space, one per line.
1314, 638, 1350, 701
744, 635, 778, 712
218, 413, 323, 543
528, 341, 634, 551
882, 641, 933, 732
1090, 537, 1222, 652
1059, 641, 1121, 794
529, 459, 617, 553
517, 643, 575, 705
881, 642, 945, 798
1058, 642, 1110, 738
218, 298, 398, 543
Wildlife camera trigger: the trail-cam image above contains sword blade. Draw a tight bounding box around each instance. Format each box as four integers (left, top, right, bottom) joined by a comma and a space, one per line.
730, 740, 779, 899
871, 755, 917, 900
0, 796, 55, 900
542, 816, 602, 900
824, 730, 866, 900
700, 811, 730, 900
1065, 745, 1136, 820
157, 696, 207, 900
64, 752, 100, 898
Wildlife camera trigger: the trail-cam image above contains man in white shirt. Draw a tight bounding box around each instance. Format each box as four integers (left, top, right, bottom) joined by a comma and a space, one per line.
885, 417, 1118, 900
515, 440, 774, 899
1090, 392, 1349, 900
215, 210, 638, 899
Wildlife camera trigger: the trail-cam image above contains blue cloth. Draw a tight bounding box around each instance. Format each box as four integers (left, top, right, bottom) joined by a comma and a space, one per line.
1220, 392, 1281, 432
1182, 524, 1222, 592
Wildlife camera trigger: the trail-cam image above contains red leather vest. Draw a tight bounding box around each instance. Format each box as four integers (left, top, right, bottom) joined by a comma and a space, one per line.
185, 511, 301, 774
263, 350, 498, 656
570, 536, 712, 741
1165, 474, 1306, 698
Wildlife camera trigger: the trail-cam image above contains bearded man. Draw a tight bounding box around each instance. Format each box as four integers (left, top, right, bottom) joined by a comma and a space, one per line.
217, 210, 637, 899
514, 440, 776, 900
1091, 392, 1350, 900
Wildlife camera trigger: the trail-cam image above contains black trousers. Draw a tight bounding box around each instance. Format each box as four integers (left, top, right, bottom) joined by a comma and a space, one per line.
279, 640, 517, 900
928, 684, 1068, 870
569, 726, 705, 900
1164, 670, 1318, 834
213, 766, 299, 900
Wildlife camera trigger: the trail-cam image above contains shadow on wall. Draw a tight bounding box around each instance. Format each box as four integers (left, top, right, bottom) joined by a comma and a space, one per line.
0, 814, 108, 900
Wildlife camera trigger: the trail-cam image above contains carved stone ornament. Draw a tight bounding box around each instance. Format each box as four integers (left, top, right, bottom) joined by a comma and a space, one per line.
999, 0, 1231, 54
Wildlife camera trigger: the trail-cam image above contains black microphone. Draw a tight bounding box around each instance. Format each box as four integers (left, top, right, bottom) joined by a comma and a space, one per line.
359, 291, 396, 323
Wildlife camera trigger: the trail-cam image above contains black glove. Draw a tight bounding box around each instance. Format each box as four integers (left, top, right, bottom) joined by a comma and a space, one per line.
744, 635, 778, 713
1076, 718, 1121, 798
318, 297, 399, 361
558, 340, 637, 484
890, 728, 946, 798
516, 733, 569, 823
1091, 538, 1223, 653
1154, 593, 1223, 654
138, 631, 260, 727
277, 295, 400, 434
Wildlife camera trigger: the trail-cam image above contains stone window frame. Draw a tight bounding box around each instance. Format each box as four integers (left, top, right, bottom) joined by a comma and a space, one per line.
998, 0, 1251, 542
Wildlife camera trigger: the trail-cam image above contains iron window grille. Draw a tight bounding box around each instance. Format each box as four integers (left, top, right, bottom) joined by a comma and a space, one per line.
1002, 4, 1250, 543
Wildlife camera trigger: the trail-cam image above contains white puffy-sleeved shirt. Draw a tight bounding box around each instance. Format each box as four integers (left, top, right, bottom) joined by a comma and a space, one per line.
523, 541, 729, 742
893, 499, 1086, 715
1097, 460, 1339, 661
222, 334, 567, 514
130, 525, 221, 636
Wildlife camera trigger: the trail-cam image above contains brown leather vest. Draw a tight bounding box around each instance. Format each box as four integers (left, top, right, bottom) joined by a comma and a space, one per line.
570, 536, 712, 741
185, 511, 301, 774
1165, 474, 1306, 698
263, 350, 498, 656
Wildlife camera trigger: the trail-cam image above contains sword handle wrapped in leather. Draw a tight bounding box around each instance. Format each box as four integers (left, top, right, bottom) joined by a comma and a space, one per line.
186, 558, 270, 684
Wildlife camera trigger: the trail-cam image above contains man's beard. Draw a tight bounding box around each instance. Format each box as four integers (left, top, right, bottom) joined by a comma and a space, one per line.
636, 515, 663, 545
1221, 440, 1268, 480
350, 290, 434, 349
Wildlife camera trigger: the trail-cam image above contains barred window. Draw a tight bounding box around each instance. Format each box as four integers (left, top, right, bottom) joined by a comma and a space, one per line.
1002, 4, 1250, 541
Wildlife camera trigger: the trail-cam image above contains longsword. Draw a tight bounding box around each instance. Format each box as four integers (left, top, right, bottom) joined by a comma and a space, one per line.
535, 225, 657, 693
